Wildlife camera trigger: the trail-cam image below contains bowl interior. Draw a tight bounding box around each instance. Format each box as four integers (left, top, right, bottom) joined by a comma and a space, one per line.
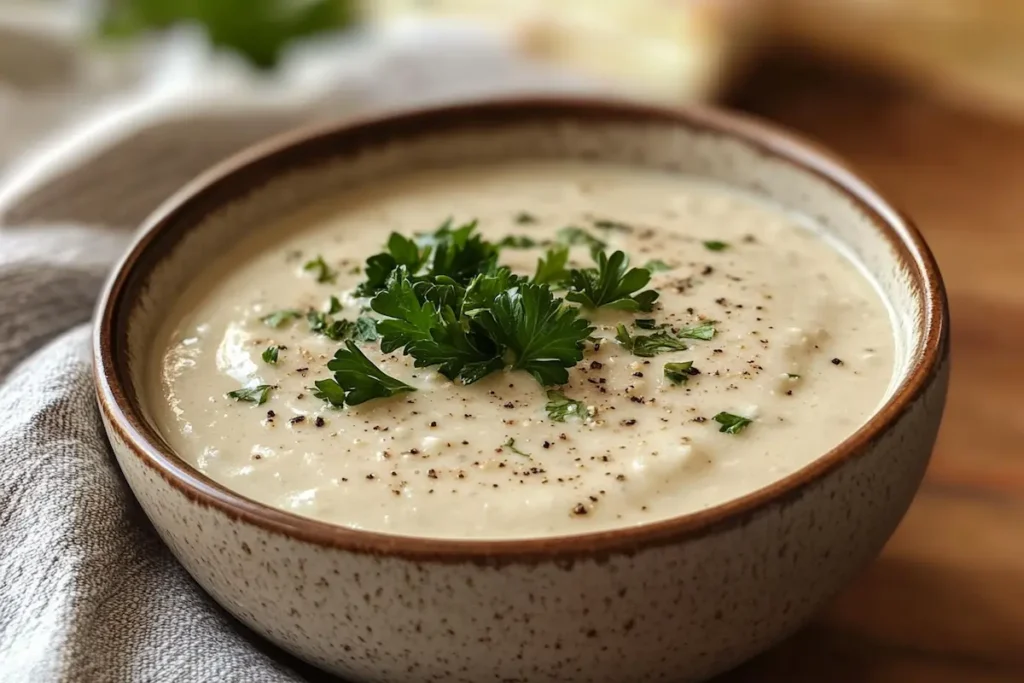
104, 99, 937, 540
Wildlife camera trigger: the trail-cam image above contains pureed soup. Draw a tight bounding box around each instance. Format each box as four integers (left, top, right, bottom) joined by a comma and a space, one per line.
151, 162, 895, 539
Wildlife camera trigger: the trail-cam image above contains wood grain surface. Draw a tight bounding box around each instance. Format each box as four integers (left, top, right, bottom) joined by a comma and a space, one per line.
716, 55, 1024, 682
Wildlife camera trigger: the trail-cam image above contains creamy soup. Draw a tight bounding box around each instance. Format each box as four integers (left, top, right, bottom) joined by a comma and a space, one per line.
151, 162, 894, 539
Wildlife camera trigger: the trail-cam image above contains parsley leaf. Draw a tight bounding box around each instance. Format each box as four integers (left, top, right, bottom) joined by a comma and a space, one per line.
371, 268, 443, 353
545, 390, 589, 422
502, 437, 531, 457
643, 259, 672, 272
311, 378, 346, 407
425, 219, 499, 285
566, 250, 659, 312
227, 384, 272, 405
307, 309, 353, 341
327, 295, 343, 314
324, 341, 415, 405
355, 232, 428, 297
475, 282, 593, 386
703, 240, 729, 252
533, 243, 570, 286
303, 255, 337, 283
615, 324, 688, 357
261, 309, 301, 328
676, 322, 717, 341
353, 316, 379, 342
713, 411, 752, 434
664, 361, 696, 385
556, 226, 606, 251
262, 346, 279, 364
462, 266, 524, 314
515, 211, 538, 224
372, 268, 501, 383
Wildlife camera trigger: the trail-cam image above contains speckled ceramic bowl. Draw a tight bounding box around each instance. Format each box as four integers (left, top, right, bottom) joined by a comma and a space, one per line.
94, 98, 949, 683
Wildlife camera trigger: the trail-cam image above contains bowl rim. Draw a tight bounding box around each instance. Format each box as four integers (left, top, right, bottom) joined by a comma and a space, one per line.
93, 96, 949, 562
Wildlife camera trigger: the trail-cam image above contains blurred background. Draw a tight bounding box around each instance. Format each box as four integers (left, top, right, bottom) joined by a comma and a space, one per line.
1, 1, 1021, 681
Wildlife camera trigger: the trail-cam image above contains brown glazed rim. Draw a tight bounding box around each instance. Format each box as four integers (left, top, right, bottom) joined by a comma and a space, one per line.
94, 96, 948, 562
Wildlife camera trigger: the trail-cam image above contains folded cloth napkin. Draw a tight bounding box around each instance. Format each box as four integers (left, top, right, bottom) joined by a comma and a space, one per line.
0, 23, 612, 682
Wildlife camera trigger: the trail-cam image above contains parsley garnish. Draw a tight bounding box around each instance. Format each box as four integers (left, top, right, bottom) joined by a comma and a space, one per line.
566, 251, 659, 312
534, 244, 570, 286
261, 309, 301, 328
545, 390, 589, 422
664, 361, 695, 385
474, 282, 593, 386
303, 255, 337, 283
786, 373, 801, 379
262, 346, 279, 364
713, 412, 752, 434
502, 437, 531, 457
556, 226, 606, 251
615, 324, 688, 357
634, 318, 661, 330
371, 268, 502, 384
643, 259, 671, 273
353, 315, 379, 342
227, 384, 272, 405
356, 232, 428, 297
703, 240, 729, 252
327, 296, 343, 314
676, 322, 717, 341
515, 211, 537, 224
307, 309, 352, 341
315, 341, 415, 406
311, 379, 346, 407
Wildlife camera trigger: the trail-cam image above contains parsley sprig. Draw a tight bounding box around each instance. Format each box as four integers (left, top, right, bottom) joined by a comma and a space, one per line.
566, 250, 658, 312
313, 341, 415, 406
615, 324, 688, 357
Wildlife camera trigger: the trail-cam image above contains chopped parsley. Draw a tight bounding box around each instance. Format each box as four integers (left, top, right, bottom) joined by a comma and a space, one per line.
515, 211, 538, 224
566, 250, 658, 312
642, 259, 672, 273
326, 295, 343, 314
703, 240, 729, 252
303, 254, 337, 283
634, 318, 662, 330
353, 315, 379, 342
306, 309, 352, 341
676, 322, 717, 341
313, 341, 415, 406
556, 226, 606, 251
261, 346, 279, 364
261, 309, 301, 328
787, 373, 801, 379
713, 411, 752, 434
502, 437, 531, 457
615, 324, 688, 357
664, 361, 695, 385
533, 243, 570, 286
545, 390, 589, 422
226, 384, 272, 405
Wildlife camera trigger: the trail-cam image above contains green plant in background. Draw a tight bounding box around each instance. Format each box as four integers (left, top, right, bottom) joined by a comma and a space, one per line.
100, 0, 357, 69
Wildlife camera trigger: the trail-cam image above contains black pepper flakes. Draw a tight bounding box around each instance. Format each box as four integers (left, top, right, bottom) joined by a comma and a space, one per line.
289, 415, 305, 425
314, 416, 325, 428
832, 358, 844, 365
572, 503, 588, 516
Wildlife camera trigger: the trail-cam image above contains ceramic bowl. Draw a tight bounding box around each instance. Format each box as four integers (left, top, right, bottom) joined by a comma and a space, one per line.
94, 98, 949, 683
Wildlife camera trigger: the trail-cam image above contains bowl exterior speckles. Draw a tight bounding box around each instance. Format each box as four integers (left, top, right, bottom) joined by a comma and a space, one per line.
94, 99, 949, 683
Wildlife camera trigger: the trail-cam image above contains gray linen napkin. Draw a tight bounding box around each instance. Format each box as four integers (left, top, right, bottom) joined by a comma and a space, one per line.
0, 118, 342, 682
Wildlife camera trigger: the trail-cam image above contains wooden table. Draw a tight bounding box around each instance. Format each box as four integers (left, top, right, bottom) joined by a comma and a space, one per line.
715, 57, 1024, 682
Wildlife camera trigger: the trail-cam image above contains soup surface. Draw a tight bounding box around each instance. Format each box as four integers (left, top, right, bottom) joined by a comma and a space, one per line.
151, 162, 894, 539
